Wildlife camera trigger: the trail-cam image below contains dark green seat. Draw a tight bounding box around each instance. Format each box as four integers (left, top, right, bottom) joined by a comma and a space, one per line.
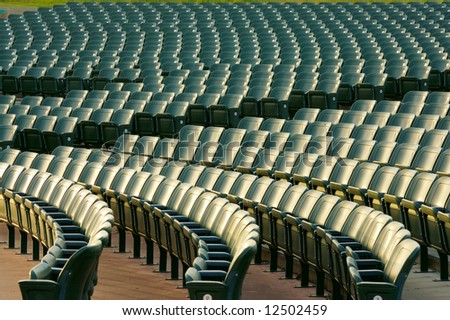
91, 67, 120, 90
354, 73, 387, 102
287, 78, 318, 118
19, 239, 103, 300
347, 239, 420, 300
42, 117, 78, 153
66, 67, 93, 91
1, 66, 28, 94
40, 67, 67, 97
78, 109, 114, 147
185, 239, 257, 300
155, 101, 189, 138
20, 67, 47, 96
22, 116, 58, 153
100, 109, 135, 146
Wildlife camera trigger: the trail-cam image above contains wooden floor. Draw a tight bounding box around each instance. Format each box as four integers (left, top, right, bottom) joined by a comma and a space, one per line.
0, 224, 323, 300
1, 223, 449, 300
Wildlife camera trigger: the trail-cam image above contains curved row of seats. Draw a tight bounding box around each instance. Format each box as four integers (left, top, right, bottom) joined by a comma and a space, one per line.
1, 143, 444, 300
0, 163, 113, 299
0, 147, 424, 300
2, 90, 450, 154
68, 145, 448, 298
0, 155, 259, 300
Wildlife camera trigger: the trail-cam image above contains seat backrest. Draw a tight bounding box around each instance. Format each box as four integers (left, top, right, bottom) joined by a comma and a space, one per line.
211, 171, 241, 195
32, 115, 57, 131
290, 189, 324, 219
93, 165, 121, 190
423, 176, 450, 209
8, 168, 39, 193
237, 117, 263, 131
293, 108, 320, 122
282, 120, 308, 135
228, 174, 258, 199
218, 128, 247, 146
305, 193, 342, 223
328, 158, 359, 185
198, 126, 224, 144
57, 239, 103, 299
317, 109, 344, 124
259, 118, 286, 132
108, 168, 137, 194
53, 116, 78, 134
340, 110, 368, 125
420, 129, 448, 148
306, 120, 333, 136
14, 114, 37, 130
404, 172, 439, 202
194, 167, 223, 190
309, 155, 339, 181
91, 109, 114, 124
374, 125, 402, 142
381, 239, 420, 296
45, 67, 67, 78
178, 124, 204, 142
411, 146, 442, 171
433, 149, 450, 175
388, 143, 420, 167
78, 162, 104, 186
110, 109, 134, 125
325, 200, 359, 232
387, 113, 416, 128
163, 101, 189, 116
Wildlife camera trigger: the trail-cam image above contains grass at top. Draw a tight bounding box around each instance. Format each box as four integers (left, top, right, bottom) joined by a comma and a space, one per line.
0, 0, 436, 9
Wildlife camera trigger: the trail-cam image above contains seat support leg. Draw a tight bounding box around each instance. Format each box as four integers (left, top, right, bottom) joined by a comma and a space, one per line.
157, 248, 167, 272
179, 264, 188, 289
32, 238, 40, 260
145, 238, 154, 265
254, 242, 262, 264
299, 262, 310, 287
419, 244, 429, 272
168, 255, 179, 280
332, 279, 342, 300
269, 247, 279, 272
437, 251, 449, 281
132, 234, 141, 259
7, 225, 15, 249
118, 228, 126, 253
20, 231, 28, 254
313, 270, 325, 297
284, 254, 294, 279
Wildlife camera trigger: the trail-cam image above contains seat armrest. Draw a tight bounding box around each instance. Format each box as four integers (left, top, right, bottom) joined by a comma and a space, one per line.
301, 220, 319, 233
401, 199, 423, 212
420, 204, 441, 218
367, 189, 384, 201
347, 186, 365, 198
257, 203, 271, 215
271, 208, 287, 220
285, 214, 304, 228
119, 192, 130, 203
310, 177, 328, 190
105, 188, 119, 199
242, 198, 257, 210
384, 193, 402, 206
90, 185, 103, 195
329, 182, 346, 194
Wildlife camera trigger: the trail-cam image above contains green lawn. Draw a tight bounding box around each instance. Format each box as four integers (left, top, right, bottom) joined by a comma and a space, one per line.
0, 0, 436, 9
